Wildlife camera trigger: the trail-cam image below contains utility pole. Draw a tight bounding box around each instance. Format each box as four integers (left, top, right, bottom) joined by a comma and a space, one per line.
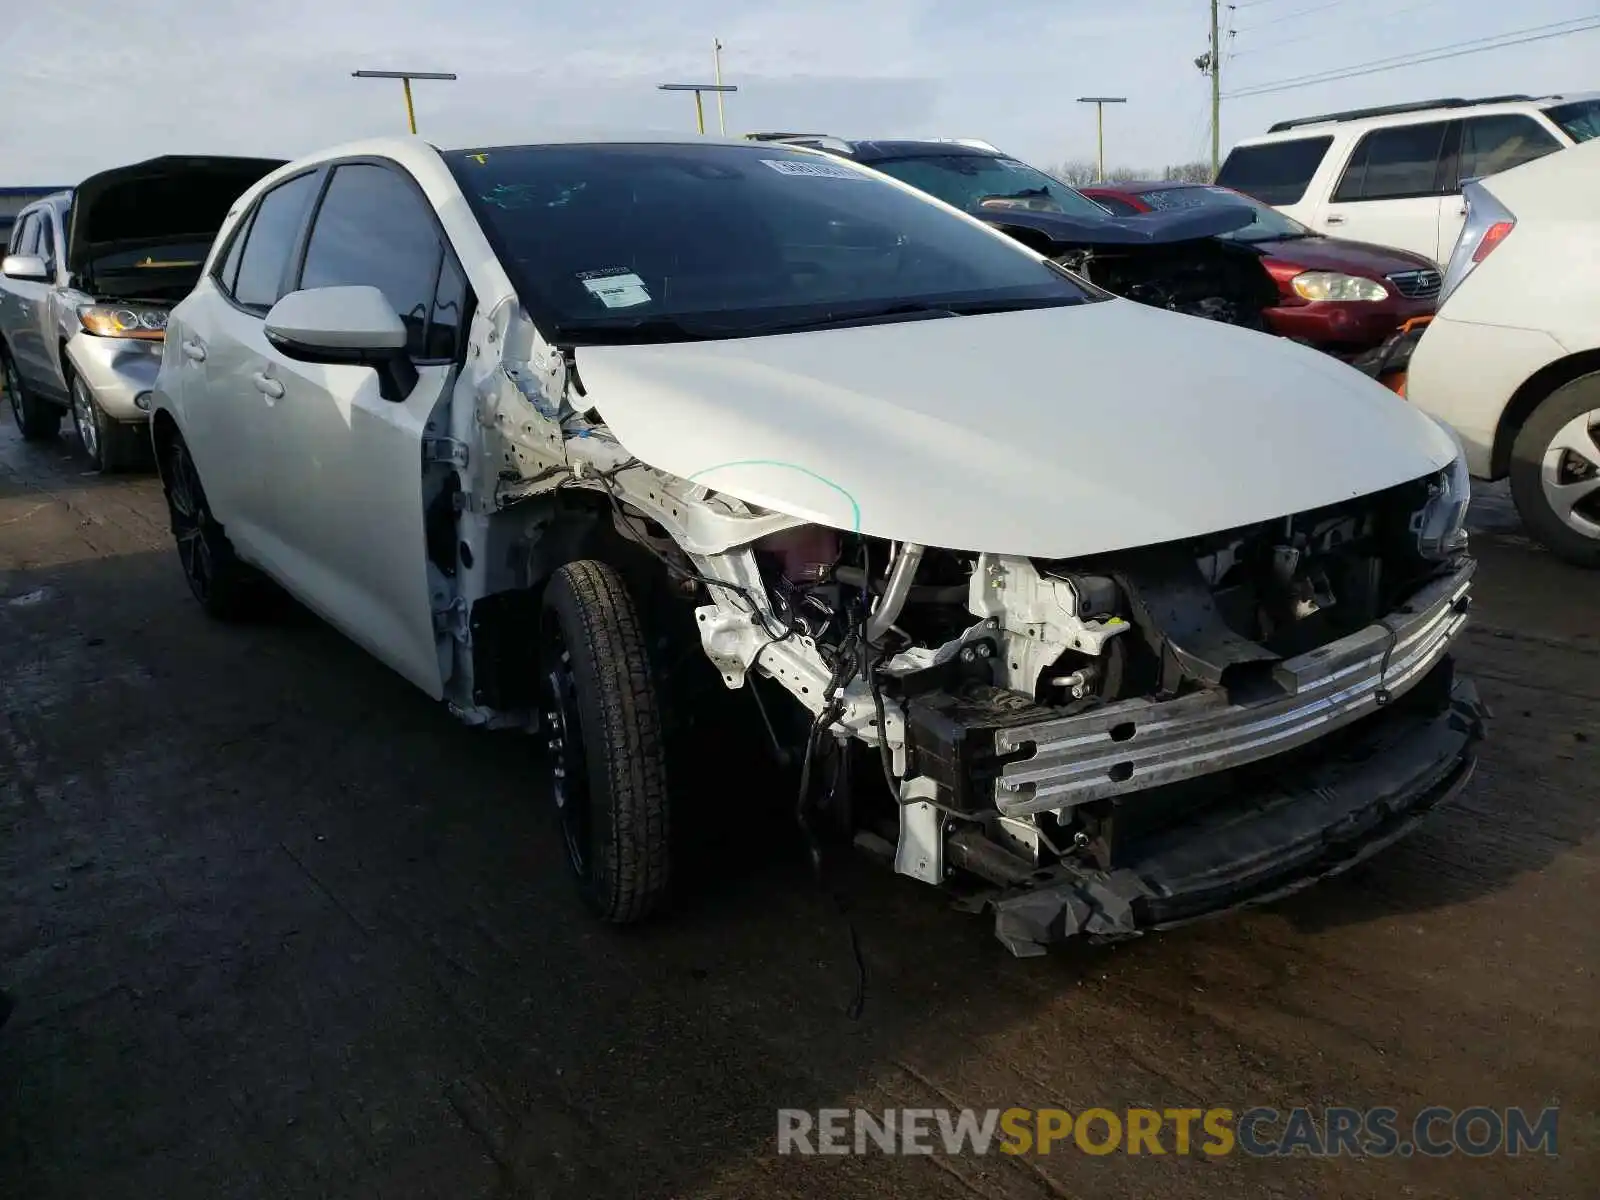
352, 70, 457, 135
1193, 1, 1222, 178
1076, 97, 1127, 182
1209, 0, 1221, 177
713, 39, 727, 135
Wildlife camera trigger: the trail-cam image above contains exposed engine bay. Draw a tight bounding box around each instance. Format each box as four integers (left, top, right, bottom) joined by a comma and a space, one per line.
78, 244, 215, 305
1052, 240, 1279, 330
978, 206, 1280, 332
435, 299, 1485, 954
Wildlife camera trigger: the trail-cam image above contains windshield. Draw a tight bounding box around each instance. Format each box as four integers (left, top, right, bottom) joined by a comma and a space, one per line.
445, 144, 1096, 345
1543, 99, 1600, 143
867, 154, 1112, 219
1136, 184, 1312, 242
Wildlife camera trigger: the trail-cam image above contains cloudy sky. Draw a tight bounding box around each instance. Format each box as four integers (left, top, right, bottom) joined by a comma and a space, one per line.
3, 0, 1597, 182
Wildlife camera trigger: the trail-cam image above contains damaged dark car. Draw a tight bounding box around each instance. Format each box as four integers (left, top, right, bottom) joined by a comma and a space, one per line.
746, 134, 1280, 329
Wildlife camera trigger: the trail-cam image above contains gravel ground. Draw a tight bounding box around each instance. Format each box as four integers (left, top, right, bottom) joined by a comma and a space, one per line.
1, 425, 1595, 1200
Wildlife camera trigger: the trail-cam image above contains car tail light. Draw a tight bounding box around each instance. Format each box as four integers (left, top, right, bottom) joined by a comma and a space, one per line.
1438, 180, 1516, 306
1471, 220, 1515, 263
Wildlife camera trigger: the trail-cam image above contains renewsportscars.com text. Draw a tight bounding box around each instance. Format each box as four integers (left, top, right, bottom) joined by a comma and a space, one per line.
776, 1106, 1560, 1158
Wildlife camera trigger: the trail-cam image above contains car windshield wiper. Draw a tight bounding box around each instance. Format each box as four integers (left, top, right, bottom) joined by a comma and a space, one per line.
555, 296, 1085, 343
975, 187, 1059, 208
747, 297, 1083, 335
552, 315, 741, 345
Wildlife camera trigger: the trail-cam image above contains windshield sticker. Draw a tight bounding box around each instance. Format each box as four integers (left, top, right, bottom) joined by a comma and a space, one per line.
760, 159, 866, 180
579, 268, 652, 309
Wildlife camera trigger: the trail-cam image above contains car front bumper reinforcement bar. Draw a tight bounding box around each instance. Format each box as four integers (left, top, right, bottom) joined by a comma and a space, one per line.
992, 560, 1476, 816
988, 668, 1487, 956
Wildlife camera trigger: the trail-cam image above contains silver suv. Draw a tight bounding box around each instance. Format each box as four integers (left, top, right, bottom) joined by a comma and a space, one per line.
0, 156, 282, 469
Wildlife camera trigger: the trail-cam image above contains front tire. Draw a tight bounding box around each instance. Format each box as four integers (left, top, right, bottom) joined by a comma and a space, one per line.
70, 374, 144, 472
3, 348, 61, 441
160, 432, 270, 619
1509, 373, 1600, 569
540, 560, 672, 924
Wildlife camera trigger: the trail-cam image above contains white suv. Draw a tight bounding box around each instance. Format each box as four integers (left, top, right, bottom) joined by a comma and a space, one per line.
1218, 93, 1598, 265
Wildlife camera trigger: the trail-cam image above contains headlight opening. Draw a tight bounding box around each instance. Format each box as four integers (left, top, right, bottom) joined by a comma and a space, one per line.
1412, 452, 1471, 560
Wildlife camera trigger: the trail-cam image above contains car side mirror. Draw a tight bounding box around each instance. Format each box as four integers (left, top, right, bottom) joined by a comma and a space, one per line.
2, 254, 50, 282
264, 286, 417, 402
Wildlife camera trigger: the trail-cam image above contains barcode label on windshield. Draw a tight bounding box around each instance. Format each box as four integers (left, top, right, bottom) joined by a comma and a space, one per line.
760, 159, 866, 180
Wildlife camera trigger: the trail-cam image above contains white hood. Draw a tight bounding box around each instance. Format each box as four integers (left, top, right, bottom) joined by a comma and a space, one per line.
576, 299, 1458, 559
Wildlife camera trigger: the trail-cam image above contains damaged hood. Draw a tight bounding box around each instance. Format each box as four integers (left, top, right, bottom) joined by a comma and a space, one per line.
976, 203, 1256, 248
67, 155, 286, 280
574, 300, 1460, 559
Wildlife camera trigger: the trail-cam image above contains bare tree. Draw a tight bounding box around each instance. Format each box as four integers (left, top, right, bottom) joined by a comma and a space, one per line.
1051, 159, 1099, 186
1162, 161, 1214, 183
1050, 159, 1215, 189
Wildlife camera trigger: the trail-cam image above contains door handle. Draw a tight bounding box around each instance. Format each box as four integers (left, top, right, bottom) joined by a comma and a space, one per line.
1324, 214, 1346, 226
252, 371, 285, 399
181, 339, 206, 362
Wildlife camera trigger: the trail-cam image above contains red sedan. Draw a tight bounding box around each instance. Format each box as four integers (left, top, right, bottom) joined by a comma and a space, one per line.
1080, 181, 1440, 356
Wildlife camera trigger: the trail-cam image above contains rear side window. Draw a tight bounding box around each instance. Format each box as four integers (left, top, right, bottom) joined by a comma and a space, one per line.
298, 163, 456, 359
1458, 114, 1561, 181
1333, 121, 1451, 202
1215, 137, 1331, 205
232, 172, 320, 313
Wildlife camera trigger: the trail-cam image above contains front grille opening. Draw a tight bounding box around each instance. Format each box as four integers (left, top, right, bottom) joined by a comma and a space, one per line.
1387, 268, 1442, 300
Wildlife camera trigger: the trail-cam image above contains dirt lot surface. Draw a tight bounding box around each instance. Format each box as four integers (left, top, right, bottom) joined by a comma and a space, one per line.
1, 422, 1596, 1200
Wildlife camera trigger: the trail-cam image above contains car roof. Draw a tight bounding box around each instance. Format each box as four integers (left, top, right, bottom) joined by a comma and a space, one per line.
443, 129, 784, 152
14, 190, 73, 213
238, 132, 844, 216
1237, 93, 1589, 145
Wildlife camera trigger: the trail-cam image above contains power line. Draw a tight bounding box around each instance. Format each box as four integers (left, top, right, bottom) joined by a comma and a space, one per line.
1232, 0, 1447, 56
1225, 17, 1600, 98
1232, 27, 1328, 56
1234, 0, 1341, 31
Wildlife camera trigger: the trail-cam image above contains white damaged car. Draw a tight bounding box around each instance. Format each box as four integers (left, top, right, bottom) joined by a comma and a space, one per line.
150, 135, 1486, 954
